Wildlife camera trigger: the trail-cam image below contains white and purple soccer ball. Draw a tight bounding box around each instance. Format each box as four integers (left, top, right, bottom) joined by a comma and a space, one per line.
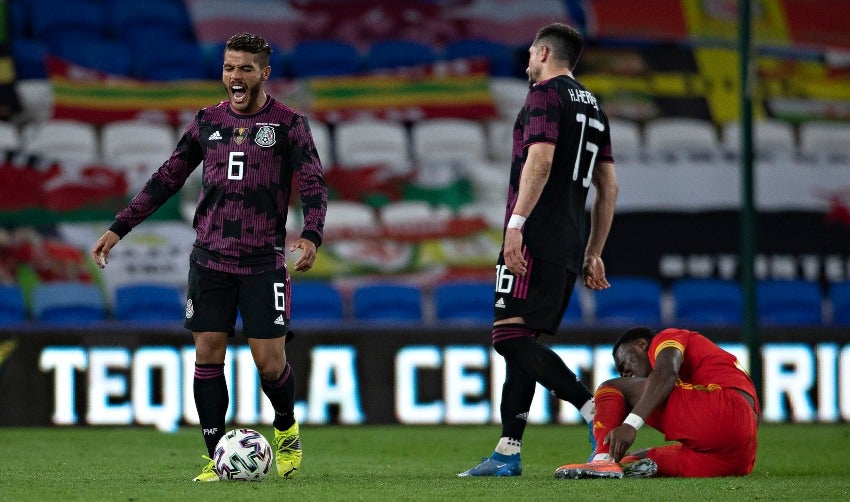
213, 428, 273, 481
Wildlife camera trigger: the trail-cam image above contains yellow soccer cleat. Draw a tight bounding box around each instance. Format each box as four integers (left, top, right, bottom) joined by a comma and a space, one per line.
192, 455, 219, 482
273, 422, 302, 478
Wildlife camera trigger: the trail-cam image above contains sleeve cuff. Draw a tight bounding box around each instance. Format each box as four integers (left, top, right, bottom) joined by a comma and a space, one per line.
108, 220, 132, 239
301, 230, 322, 248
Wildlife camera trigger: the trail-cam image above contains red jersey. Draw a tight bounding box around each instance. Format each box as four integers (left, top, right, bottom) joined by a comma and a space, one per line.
648, 328, 758, 413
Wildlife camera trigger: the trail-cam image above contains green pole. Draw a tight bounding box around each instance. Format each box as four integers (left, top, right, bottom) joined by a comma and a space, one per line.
739, 0, 761, 398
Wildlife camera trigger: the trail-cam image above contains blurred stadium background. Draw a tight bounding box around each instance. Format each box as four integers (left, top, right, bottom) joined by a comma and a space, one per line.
0, 0, 848, 428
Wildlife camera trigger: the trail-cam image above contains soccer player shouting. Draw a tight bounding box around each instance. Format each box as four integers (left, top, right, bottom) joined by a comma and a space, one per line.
459, 22, 617, 477
92, 33, 327, 482
556, 327, 759, 478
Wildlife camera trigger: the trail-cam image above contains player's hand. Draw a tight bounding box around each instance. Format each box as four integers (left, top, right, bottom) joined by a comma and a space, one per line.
290, 238, 317, 272
603, 424, 637, 462
582, 254, 609, 290
91, 230, 120, 269
503, 228, 527, 276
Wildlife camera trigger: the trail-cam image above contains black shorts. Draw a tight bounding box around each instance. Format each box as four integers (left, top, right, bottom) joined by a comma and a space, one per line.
493, 252, 577, 335
184, 260, 292, 340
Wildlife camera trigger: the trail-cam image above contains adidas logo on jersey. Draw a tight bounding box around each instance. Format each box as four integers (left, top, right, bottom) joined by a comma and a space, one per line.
495, 297, 506, 308
274, 314, 286, 325
208, 130, 223, 140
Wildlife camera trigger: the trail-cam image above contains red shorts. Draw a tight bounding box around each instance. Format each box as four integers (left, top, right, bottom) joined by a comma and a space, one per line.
646, 387, 758, 477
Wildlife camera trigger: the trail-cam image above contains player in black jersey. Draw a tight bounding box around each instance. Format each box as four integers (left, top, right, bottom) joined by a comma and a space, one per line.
92, 33, 328, 482
459, 23, 618, 477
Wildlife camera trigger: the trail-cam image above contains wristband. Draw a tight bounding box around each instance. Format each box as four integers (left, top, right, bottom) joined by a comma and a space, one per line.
622, 413, 644, 430
507, 214, 526, 230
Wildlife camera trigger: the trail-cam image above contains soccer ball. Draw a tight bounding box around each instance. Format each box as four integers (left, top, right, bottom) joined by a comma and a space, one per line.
213, 428, 273, 481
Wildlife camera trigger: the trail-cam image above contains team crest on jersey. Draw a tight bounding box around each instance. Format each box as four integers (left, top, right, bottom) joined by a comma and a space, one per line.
233, 127, 249, 145
255, 125, 276, 147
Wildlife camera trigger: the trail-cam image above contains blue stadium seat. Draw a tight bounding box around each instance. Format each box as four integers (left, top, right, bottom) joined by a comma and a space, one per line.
434, 280, 494, 323
443, 39, 517, 77
31, 0, 108, 48
109, 0, 192, 41
672, 278, 742, 326
757, 279, 823, 326
131, 39, 206, 80
289, 40, 361, 77
114, 283, 184, 322
0, 285, 27, 324
353, 283, 422, 322
292, 282, 344, 322
593, 276, 662, 326
52, 37, 133, 75
365, 39, 435, 71
32, 282, 106, 324
831, 281, 850, 325
12, 39, 48, 79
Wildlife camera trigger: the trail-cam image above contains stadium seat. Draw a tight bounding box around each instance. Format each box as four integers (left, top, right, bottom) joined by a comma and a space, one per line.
434, 280, 494, 323
365, 39, 435, 71
21, 119, 99, 164
322, 200, 380, 240
411, 119, 487, 164
32, 281, 107, 323
0, 122, 21, 152
114, 283, 184, 322
443, 39, 517, 77
486, 118, 514, 162
379, 201, 452, 235
334, 120, 410, 170
292, 282, 344, 322
12, 39, 48, 80
30, 0, 108, 48
644, 117, 719, 163
671, 278, 742, 325
110, 0, 193, 42
0, 285, 27, 324
722, 119, 796, 162
8, 0, 29, 40
52, 37, 133, 76
102, 121, 175, 160
353, 283, 423, 322
130, 38, 206, 80
607, 118, 643, 163
308, 120, 333, 166
799, 121, 850, 164
757, 279, 823, 326
830, 281, 850, 325
289, 40, 361, 77
489, 77, 528, 118
593, 276, 662, 325
15, 79, 54, 123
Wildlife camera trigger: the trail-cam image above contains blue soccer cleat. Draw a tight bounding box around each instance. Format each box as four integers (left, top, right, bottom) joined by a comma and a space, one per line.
458, 452, 522, 477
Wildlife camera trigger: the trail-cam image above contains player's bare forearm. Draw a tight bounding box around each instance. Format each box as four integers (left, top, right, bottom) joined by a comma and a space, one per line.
503, 228, 526, 276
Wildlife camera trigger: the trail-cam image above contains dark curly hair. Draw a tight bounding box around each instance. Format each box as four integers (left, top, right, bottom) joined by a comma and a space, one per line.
612, 326, 656, 360
225, 33, 272, 68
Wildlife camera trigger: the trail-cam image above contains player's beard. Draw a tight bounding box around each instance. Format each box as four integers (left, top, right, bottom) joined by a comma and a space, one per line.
228, 81, 263, 113
527, 66, 540, 87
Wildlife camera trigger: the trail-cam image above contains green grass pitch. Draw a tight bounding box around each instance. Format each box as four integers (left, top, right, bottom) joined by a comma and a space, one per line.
1, 424, 848, 501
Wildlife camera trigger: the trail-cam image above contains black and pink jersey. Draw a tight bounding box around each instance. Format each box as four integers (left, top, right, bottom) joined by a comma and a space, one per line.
506, 75, 614, 272
110, 97, 328, 275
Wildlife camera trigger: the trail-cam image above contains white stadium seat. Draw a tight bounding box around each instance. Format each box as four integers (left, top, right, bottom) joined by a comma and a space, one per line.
334, 120, 410, 173
722, 119, 796, 162
644, 117, 719, 163
411, 118, 487, 164
799, 120, 850, 164
22, 119, 99, 164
